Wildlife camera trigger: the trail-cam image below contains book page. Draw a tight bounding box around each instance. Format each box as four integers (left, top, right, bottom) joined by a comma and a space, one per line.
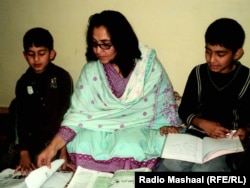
0, 168, 27, 188
41, 171, 73, 188
25, 159, 65, 188
67, 166, 113, 188
109, 168, 151, 188
161, 134, 203, 163
202, 136, 244, 163
109, 170, 136, 188
0, 159, 69, 188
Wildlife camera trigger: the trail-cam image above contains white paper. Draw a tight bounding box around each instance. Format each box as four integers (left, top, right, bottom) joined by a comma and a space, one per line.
67, 166, 151, 188
41, 171, 73, 188
0, 168, 27, 188
67, 166, 113, 188
25, 159, 65, 188
161, 133, 244, 163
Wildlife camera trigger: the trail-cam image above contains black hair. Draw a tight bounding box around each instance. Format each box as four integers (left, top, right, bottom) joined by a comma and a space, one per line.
85, 10, 141, 78
205, 18, 245, 53
23, 27, 54, 52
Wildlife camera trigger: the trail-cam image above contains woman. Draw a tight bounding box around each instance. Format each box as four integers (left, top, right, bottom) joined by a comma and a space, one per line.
37, 10, 182, 172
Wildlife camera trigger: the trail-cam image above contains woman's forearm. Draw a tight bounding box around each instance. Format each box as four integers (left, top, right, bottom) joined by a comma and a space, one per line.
49, 134, 67, 151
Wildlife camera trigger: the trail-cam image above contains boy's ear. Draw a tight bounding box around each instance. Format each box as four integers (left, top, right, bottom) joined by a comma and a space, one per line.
234, 48, 244, 60
50, 49, 56, 61
23, 51, 28, 60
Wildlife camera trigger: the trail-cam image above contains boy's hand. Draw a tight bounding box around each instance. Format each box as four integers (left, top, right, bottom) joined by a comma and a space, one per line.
233, 128, 247, 141
160, 126, 183, 135
193, 118, 230, 139
14, 150, 35, 175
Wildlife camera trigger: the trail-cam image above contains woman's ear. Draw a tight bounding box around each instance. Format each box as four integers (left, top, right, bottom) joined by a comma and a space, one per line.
234, 48, 244, 60
50, 49, 56, 60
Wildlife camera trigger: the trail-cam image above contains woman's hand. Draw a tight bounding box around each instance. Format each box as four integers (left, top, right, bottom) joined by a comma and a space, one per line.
37, 135, 67, 168
37, 144, 58, 168
59, 146, 76, 172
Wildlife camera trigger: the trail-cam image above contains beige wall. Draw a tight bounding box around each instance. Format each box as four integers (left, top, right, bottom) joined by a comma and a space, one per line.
1, 0, 250, 107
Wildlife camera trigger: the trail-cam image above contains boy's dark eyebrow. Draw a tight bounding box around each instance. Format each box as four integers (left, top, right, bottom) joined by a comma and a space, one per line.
26, 49, 48, 53
205, 47, 229, 53
215, 50, 228, 53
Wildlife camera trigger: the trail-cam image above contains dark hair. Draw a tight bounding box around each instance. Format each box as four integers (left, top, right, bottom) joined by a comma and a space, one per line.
85, 10, 141, 78
23, 27, 53, 52
205, 18, 245, 53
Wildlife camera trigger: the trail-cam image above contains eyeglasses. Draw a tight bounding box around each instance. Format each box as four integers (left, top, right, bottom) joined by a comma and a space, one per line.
91, 42, 113, 50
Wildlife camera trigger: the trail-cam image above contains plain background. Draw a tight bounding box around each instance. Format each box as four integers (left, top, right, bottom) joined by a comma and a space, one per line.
1, 0, 250, 107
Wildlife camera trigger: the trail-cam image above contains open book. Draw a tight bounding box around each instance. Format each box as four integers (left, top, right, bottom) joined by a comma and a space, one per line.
67, 166, 151, 188
161, 133, 244, 164
0, 159, 73, 188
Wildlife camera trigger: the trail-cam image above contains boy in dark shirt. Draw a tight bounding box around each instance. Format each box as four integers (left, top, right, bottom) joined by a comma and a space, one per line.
14, 27, 73, 174
161, 18, 250, 171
